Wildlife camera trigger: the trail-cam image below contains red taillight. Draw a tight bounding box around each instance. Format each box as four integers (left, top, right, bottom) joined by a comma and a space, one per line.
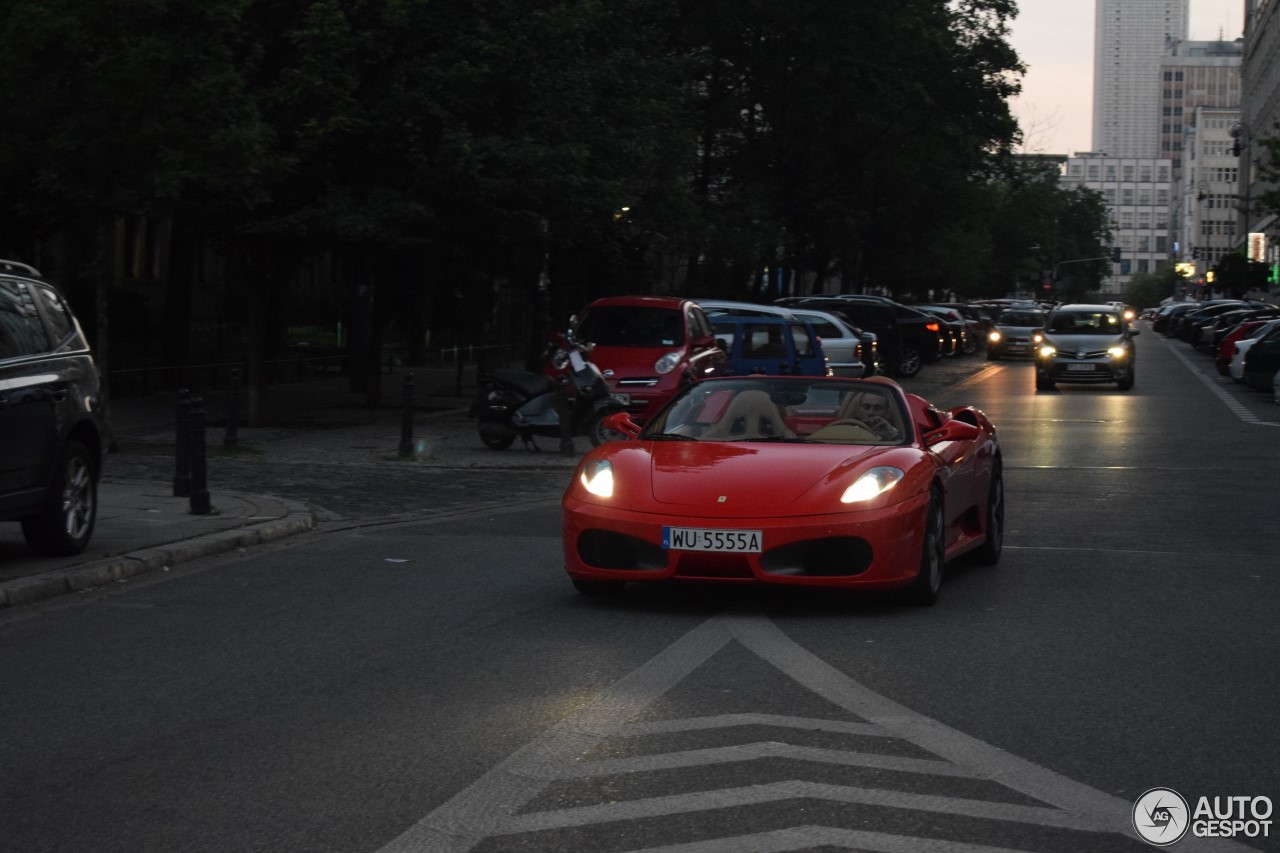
925, 321, 940, 333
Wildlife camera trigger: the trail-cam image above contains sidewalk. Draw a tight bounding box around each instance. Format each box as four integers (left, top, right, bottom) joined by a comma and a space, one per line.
1, 365, 586, 609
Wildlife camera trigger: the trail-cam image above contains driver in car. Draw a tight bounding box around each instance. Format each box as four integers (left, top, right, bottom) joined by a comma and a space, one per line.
854, 393, 902, 440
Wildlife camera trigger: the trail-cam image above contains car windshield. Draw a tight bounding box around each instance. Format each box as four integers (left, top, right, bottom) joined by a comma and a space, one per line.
577, 306, 685, 347
1047, 311, 1123, 335
997, 311, 1044, 326
640, 377, 909, 445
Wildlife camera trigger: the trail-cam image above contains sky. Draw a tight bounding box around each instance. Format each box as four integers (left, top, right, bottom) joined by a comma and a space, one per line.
1008, 0, 1246, 155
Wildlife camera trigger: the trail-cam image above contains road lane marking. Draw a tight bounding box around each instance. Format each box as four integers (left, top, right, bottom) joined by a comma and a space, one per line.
376, 609, 1260, 853
1160, 333, 1280, 427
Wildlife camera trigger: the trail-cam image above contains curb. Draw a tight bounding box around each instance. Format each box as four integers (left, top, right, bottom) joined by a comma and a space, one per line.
0, 502, 316, 609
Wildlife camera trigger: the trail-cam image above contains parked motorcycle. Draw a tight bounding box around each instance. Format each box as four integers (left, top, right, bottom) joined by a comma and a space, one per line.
471, 326, 626, 450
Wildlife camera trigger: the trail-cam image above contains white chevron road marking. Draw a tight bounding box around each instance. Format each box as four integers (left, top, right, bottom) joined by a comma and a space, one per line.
376, 610, 1260, 853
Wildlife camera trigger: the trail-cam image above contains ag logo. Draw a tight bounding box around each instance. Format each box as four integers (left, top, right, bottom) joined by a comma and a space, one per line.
1133, 787, 1190, 846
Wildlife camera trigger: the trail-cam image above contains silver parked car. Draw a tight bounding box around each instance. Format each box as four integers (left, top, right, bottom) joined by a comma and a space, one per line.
1034, 303, 1138, 391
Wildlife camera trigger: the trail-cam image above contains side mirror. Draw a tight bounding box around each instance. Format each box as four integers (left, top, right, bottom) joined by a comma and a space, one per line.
925, 418, 980, 446
602, 411, 642, 439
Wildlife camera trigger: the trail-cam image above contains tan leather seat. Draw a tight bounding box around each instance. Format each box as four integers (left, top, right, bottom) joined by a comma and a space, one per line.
703, 390, 794, 439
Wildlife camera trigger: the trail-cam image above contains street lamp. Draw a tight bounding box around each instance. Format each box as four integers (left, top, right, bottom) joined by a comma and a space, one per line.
1230, 121, 1251, 253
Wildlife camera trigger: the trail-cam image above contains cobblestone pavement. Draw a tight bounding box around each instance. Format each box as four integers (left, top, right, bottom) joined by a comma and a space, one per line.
104, 356, 993, 522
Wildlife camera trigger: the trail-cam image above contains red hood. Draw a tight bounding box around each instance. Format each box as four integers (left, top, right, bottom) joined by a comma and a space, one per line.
647, 442, 887, 510
590, 345, 673, 378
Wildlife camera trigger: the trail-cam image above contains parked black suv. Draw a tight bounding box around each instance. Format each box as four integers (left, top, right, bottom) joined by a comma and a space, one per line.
0, 260, 107, 555
777, 295, 943, 377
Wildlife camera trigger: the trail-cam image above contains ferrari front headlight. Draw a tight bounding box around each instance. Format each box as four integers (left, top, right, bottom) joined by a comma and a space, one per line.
580, 460, 614, 497
841, 466, 905, 504
655, 352, 682, 375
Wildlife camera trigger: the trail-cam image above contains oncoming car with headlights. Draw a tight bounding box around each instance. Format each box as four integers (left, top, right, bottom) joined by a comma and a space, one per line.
562, 375, 1003, 606
573, 296, 729, 424
1034, 304, 1139, 391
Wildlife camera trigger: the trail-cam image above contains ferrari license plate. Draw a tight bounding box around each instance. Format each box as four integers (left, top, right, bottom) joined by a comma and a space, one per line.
663, 527, 762, 553
1066, 363, 1095, 372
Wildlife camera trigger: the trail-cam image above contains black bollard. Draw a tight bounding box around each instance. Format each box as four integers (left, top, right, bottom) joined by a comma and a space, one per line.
188, 396, 211, 515
173, 389, 191, 497
557, 381, 575, 457
223, 368, 240, 450
399, 372, 415, 457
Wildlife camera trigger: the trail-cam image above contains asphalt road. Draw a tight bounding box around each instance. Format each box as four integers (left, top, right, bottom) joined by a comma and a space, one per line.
2, 333, 1277, 853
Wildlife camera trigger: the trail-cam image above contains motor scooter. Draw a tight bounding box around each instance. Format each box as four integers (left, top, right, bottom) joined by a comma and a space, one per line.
471, 327, 626, 450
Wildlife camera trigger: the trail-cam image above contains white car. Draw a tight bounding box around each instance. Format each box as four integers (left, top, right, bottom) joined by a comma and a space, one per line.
1229, 319, 1280, 382
788, 308, 877, 377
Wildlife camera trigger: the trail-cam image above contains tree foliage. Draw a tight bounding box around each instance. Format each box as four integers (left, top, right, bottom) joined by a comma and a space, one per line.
0, 0, 1116, 386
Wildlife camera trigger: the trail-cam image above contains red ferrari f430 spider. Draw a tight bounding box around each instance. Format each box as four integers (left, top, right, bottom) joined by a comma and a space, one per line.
561, 375, 1003, 605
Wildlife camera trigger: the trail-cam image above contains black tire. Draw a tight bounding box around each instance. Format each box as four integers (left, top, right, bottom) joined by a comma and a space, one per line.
478, 424, 517, 450
1116, 371, 1134, 391
907, 489, 945, 606
986, 348, 999, 361
572, 579, 626, 595
1035, 374, 1055, 392
892, 345, 922, 378
21, 439, 98, 556
586, 408, 627, 447
962, 337, 978, 356
971, 462, 1004, 566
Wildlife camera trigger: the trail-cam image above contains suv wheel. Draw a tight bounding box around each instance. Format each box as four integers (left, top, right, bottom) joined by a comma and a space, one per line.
892, 345, 922, 378
21, 439, 98, 556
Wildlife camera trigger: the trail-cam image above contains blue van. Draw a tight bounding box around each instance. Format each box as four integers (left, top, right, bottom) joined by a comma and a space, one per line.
708, 314, 830, 377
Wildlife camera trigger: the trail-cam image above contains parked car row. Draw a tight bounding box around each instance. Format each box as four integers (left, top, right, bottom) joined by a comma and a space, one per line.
1149, 297, 1280, 403
552, 293, 1001, 430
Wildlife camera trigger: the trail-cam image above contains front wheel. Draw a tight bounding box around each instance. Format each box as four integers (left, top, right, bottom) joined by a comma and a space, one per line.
478, 421, 517, 450
1035, 374, 1055, 392
1116, 371, 1134, 391
21, 439, 98, 556
907, 489, 945, 606
586, 408, 627, 447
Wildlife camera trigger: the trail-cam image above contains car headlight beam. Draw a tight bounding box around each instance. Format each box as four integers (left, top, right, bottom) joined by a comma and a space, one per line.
841, 466, 905, 504
1107, 345, 1128, 358
1037, 344, 1056, 358
580, 460, 614, 497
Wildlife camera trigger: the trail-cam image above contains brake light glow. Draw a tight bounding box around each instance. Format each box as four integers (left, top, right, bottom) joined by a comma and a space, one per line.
925, 321, 941, 333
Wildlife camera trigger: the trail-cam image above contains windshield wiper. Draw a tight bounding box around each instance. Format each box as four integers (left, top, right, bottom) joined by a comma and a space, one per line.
645, 432, 698, 441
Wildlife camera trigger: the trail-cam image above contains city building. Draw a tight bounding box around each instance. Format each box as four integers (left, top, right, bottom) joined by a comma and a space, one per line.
1062, 153, 1175, 294
1239, 0, 1280, 278
1093, 0, 1190, 159
1180, 106, 1242, 276
1159, 38, 1242, 172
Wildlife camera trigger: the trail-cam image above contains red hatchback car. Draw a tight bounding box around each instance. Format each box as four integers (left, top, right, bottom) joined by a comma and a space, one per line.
573, 296, 729, 423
